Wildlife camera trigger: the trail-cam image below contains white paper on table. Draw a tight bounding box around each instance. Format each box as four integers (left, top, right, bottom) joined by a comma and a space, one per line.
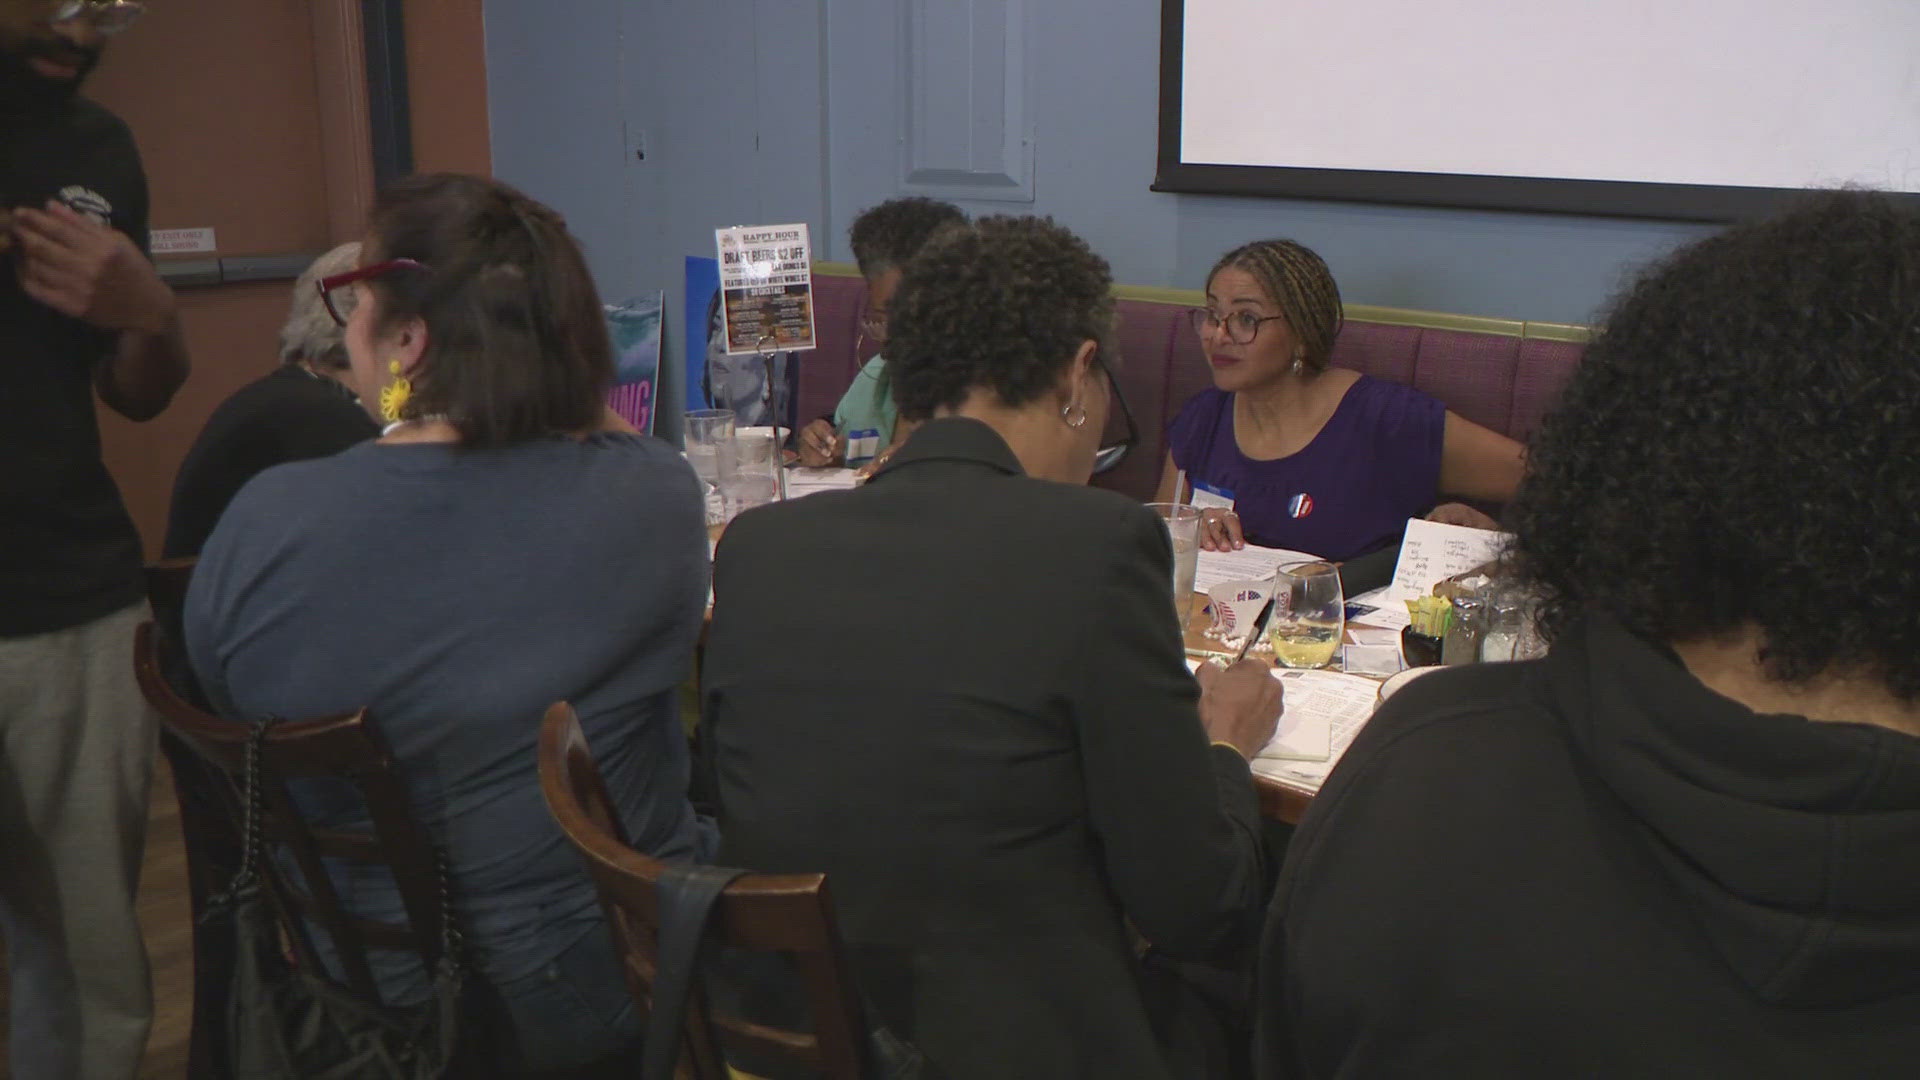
1341, 644, 1404, 677
1249, 669, 1381, 791
1346, 586, 1412, 631
1381, 518, 1513, 603
1260, 699, 1333, 760
1347, 626, 1401, 647
1179, 659, 1335, 760
1193, 543, 1319, 594
783, 466, 860, 498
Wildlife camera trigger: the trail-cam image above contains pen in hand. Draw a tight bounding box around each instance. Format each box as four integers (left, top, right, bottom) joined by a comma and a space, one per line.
1234, 593, 1277, 663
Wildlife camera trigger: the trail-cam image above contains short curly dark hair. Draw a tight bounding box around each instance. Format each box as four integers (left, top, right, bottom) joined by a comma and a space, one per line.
886, 215, 1114, 420
1510, 189, 1920, 701
847, 197, 967, 280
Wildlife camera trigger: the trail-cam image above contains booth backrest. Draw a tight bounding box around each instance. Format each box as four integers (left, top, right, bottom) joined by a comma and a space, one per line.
801, 264, 1588, 501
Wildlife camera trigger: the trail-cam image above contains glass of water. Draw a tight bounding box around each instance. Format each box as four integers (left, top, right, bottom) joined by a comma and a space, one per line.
684, 409, 736, 524
723, 426, 786, 517
1145, 503, 1203, 625
1268, 561, 1344, 669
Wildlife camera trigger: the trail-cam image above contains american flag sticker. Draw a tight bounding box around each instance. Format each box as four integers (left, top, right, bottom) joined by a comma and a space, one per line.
1288, 493, 1314, 519
1206, 579, 1273, 638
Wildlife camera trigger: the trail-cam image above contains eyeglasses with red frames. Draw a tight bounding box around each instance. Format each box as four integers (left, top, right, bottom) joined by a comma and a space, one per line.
316, 259, 429, 327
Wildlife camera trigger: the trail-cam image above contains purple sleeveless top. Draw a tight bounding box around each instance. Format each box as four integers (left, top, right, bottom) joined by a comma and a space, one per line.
1166, 378, 1446, 561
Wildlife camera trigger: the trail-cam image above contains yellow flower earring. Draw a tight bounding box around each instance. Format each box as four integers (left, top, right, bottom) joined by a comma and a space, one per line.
379, 359, 413, 423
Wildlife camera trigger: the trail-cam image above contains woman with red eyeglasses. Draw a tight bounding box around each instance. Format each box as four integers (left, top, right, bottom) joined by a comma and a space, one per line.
183, 174, 713, 1075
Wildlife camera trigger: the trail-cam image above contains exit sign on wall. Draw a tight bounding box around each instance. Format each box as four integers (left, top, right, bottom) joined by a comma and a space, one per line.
150, 227, 217, 255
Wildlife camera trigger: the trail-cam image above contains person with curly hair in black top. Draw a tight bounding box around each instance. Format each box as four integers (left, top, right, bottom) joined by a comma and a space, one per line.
1257, 189, 1920, 1078
706, 216, 1285, 1078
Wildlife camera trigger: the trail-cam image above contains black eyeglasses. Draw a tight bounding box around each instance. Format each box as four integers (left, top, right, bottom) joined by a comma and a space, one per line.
1189, 306, 1287, 346
1092, 351, 1137, 475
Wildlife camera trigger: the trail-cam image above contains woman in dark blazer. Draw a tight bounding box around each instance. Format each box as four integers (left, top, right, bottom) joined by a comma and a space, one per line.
702, 215, 1284, 1078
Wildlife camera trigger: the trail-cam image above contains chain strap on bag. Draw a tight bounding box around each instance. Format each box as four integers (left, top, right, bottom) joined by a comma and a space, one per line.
204, 717, 469, 1079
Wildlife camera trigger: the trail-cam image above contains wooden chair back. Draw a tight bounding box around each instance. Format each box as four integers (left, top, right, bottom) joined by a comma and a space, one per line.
143, 556, 202, 702
536, 702, 874, 1079
132, 621, 453, 1006
141, 558, 235, 1077
144, 556, 197, 639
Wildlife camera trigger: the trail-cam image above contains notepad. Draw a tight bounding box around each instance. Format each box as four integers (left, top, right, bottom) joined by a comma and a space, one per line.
1381, 518, 1513, 603
1249, 669, 1383, 790
1181, 661, 1368, 764
1260, 701, 1333, 762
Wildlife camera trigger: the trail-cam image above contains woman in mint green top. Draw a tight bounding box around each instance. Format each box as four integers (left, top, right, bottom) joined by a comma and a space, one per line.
797, 197, 965, 466
833, 352, 901, 458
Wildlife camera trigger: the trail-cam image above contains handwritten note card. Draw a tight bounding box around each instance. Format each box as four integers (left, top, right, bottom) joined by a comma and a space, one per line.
1382, 518, 1512, 602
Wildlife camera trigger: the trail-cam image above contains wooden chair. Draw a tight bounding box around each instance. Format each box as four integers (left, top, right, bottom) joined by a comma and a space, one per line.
536, 702, 874, 1079
141, 559, 241, 1078
143, 557, 203, 702
131, 621, 468, 1021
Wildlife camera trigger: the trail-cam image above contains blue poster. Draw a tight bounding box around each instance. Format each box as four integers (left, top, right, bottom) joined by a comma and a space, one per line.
605, 292, 663, 433
685, 254, 799, 429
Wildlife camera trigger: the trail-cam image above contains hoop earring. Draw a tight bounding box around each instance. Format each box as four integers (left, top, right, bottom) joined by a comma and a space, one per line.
379, 359, 413, 423
1061, 401, 1088, 429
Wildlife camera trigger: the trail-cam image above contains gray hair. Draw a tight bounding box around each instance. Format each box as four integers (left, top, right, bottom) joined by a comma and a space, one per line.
279, 242, 362, 369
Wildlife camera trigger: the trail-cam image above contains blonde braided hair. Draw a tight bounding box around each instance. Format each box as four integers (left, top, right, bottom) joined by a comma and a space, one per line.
1206, 239, 1344, 373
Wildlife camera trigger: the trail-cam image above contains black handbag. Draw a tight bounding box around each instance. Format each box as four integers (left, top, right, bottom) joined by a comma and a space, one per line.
643, 863, 938, 1080
201, 718, 467, 1080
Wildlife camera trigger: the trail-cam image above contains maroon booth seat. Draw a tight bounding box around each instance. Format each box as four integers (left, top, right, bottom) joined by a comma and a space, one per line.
800, 264, 1587, 501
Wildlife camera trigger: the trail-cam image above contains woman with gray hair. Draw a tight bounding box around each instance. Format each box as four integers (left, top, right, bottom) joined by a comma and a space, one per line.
162, 242, 379, 557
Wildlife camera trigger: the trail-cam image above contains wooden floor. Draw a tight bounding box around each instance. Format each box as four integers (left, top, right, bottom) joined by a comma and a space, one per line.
0, 758, 197, 1077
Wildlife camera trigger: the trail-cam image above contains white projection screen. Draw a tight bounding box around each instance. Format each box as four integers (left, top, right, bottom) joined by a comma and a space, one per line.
1154, 0, 1920, 220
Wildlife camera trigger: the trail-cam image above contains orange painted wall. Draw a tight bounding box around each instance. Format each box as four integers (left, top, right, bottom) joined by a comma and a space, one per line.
405, 0, 492, 177
86, 0, 494, 558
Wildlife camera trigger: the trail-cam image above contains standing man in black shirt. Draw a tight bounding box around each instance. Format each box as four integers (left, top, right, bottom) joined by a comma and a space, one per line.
1, 2, 189, 1076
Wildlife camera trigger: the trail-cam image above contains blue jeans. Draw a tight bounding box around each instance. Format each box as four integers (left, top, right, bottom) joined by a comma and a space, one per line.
492, 921, 641, 1073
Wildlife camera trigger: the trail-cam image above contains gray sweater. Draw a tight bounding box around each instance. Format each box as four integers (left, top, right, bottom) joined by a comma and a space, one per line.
186, 432, 713, 1000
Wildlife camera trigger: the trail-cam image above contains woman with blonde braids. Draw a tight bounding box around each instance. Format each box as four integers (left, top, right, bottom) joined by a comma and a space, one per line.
1157, 240, 1523, 559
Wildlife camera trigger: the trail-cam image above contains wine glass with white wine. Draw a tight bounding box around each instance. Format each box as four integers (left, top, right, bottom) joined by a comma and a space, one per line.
1267, 561, 1344, 669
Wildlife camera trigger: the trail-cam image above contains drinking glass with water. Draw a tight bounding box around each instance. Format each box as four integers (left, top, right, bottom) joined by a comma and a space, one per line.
684, 409, 736, 525
1145, 503, 1203, 624
721, 426, 786, 517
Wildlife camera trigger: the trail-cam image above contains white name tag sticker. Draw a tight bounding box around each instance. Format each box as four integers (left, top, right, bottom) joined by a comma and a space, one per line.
844, 427, 881, 466
1189, 482, 1235, 512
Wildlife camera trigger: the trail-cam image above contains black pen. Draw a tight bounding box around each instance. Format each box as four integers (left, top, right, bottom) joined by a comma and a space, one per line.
1233, 593, 1278, 663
